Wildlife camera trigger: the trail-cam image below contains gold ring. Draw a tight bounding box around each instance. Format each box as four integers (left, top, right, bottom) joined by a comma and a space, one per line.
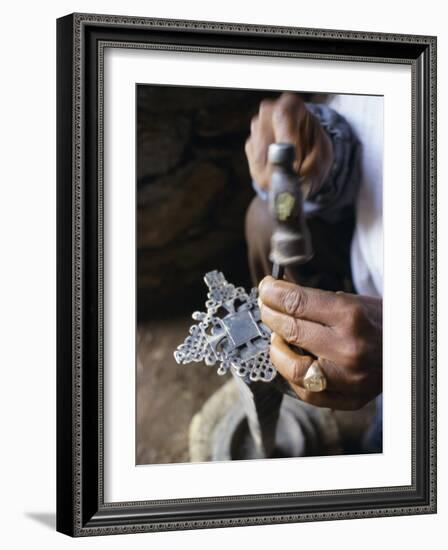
303, 361, 327, 392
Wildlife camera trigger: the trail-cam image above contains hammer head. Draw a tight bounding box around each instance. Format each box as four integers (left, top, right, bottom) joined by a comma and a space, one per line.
268, 143, 313, 267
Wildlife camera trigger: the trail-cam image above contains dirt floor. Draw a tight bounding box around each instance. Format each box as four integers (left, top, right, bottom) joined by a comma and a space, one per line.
136, 318, 378, 465
136, 316, 227, 465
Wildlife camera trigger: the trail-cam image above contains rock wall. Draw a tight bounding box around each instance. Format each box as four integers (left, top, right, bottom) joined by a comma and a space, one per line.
137, 85, 277, 318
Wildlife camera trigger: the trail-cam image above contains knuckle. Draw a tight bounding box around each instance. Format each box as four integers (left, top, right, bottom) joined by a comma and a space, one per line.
347, 302, 364, 330
250, 115, 258, 133
279, 91, 303, 107
283, 288, 307, 318
272, 102, 292, 125
286, 91, 304, 103
284, 318, 302, 344
345, 338, 368, 367
274, 93, 304, 116
259, 99, 273, 115
290, 358, 304, 385
334, 293, 348, 315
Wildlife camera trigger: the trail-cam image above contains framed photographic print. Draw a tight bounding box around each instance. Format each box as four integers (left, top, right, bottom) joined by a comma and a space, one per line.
56, 13, 437, 536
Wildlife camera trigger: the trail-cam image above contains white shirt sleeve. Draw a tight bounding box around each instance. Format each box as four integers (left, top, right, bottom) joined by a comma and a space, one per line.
328, 95, 384, 298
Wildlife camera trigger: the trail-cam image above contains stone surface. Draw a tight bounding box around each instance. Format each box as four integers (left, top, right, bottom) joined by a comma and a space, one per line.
138, 161, 227, 248
137, 85, 260, 114
137, 230, 251, 317
195, 101, 255, 137
136, 318, 376, 465
137, 114, 191, 179
136, 85, 266, 316
136, 317, 227, 465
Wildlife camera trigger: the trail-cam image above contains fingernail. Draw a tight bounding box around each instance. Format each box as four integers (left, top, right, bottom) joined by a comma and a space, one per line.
258, 276, 271, 295
270, 332, 275, 343
257, 297, 263, 310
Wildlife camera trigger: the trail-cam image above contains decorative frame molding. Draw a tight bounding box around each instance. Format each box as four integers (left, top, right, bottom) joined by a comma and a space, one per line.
57, 13, 437, 536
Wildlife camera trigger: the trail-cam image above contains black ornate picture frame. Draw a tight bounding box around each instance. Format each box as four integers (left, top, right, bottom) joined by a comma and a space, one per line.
56, 13, 437, 536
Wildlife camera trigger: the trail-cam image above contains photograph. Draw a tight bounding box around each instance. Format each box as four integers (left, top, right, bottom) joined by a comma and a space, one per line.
56, 12, 436, 536
135, 84, 384, 465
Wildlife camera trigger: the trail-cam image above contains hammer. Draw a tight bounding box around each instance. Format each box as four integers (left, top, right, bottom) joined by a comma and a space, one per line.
268, 142, 314, 279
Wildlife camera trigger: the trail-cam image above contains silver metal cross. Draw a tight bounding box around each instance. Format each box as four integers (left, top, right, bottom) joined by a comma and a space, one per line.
174, 270, 277, 383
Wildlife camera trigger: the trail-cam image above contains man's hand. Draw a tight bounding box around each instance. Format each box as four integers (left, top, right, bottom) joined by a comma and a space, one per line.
245, 92, 333, 195
258, 276, 382, 410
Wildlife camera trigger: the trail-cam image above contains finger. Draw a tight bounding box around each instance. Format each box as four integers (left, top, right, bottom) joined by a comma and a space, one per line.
250, 115, 259, 135
269, 332, 314, 386
269, 333, 365, 409
254, 114, 275, 151
272, 93, 305, 147
261, 303, 337, 358
245, 136, 270, 189
259, 276, 344, 326
250, 126, 273, 169
299, 124, 331, 179
271, 334, 355, 393
244, 136, 253, 159
257, 98, 275, 122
